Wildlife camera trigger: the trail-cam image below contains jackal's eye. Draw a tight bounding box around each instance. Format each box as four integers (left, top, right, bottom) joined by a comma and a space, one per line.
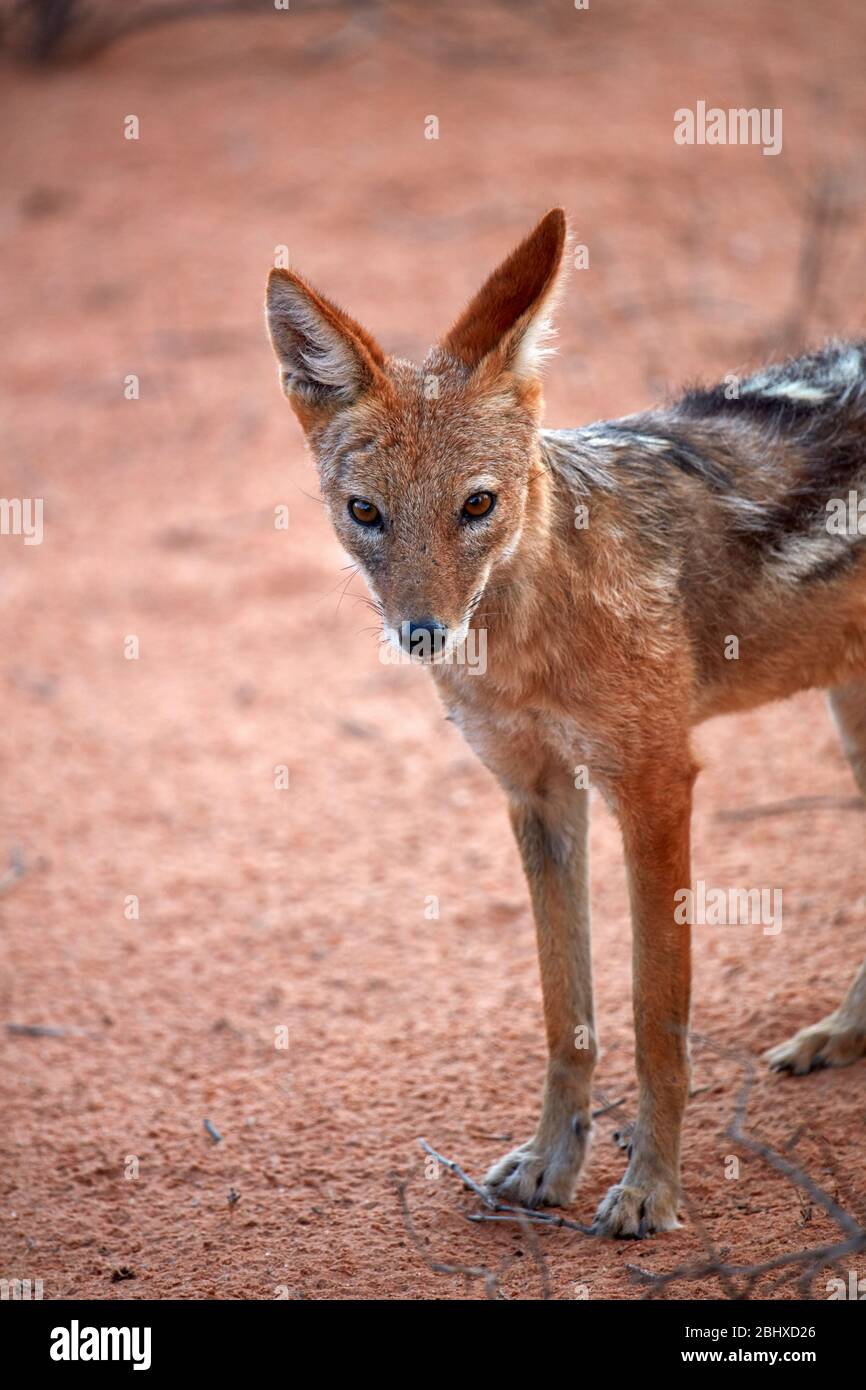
462, 491, 496, 521
348, 497, 381, 527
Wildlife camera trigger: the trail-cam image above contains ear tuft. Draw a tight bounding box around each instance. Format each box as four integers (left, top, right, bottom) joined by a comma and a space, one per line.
441, 208, 568, 380
265, 269, 384, 415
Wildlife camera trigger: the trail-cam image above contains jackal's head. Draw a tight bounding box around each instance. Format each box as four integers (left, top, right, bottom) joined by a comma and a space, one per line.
265, 209, 566, 660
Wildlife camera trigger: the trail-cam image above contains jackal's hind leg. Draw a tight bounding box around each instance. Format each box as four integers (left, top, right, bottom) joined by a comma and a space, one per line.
764, 977, 866, 1074
765, 680, 866, 1075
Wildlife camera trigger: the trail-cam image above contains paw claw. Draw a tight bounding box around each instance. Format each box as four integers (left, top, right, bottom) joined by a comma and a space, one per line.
484, 1123, 590, 1210
593, 1177, 680, 1239
765, 1018, 866, 1076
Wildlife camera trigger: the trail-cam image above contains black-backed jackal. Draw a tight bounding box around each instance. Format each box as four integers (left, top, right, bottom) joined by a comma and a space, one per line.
266, 209, 866, 1236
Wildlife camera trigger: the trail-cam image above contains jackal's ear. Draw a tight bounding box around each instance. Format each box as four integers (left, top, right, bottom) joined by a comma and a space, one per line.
266, 269, 386, 423
441, 208, 567, 382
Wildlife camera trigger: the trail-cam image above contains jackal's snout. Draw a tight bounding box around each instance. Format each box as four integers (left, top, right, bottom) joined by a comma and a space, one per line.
398, 618, 448, 658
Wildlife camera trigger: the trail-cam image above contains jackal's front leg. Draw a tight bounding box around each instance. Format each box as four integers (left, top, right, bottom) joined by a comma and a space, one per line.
593, 762, 695, 1237
484, 779, 596, 1208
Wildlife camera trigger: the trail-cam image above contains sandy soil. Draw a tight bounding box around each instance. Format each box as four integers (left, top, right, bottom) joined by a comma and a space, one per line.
2, 0, 866, 1300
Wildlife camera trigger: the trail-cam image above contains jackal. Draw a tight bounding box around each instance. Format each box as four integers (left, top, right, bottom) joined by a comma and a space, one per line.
265, 209, 866, 1237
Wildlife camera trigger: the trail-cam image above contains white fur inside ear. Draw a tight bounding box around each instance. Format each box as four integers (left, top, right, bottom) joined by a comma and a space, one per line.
502, 243, 569, 381
509, 304, 559, 379
267, 279, 363, 403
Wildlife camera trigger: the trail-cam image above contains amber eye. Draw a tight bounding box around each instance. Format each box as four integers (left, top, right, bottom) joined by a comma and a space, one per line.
462, 491, 495, 520
348, 498, 381, 527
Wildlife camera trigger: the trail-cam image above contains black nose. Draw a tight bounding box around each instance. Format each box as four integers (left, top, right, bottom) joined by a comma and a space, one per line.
400, 618, 447, 655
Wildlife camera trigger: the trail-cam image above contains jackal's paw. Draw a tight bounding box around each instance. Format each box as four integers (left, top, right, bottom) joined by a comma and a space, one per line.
593, 1175, 681, 1239
483, 1126, 589, 1209
765, 1015, 866, 1075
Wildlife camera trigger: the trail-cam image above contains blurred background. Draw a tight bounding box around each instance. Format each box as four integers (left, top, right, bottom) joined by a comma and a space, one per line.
2, 0, 866, 1301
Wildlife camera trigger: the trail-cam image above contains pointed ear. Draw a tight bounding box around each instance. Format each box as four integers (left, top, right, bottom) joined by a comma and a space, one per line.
441, 208, 567, 380
265, 269, 386, 424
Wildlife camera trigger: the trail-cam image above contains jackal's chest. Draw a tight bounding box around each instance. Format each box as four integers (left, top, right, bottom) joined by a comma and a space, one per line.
443, 681, 622, 798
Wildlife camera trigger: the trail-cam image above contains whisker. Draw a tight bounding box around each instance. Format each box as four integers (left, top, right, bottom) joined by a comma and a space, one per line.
296, 486, 325, 506
335, 569, 360, 616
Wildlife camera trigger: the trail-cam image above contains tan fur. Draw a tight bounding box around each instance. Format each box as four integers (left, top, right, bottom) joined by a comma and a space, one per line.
265, 210, 866, 1237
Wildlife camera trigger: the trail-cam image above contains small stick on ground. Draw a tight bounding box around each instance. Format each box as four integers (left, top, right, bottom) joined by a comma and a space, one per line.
418, 1138, 497, 1209
7, 1023, 67, 1038
717, 794, 863, 823
419, 1138, 594, 1235
0, 847, 26, 897
591, 1097, 626, 1120
467, 1209, 589, 1236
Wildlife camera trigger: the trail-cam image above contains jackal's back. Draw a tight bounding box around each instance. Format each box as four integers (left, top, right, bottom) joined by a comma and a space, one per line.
542, 341, 866, 716
677, 339, 866, 562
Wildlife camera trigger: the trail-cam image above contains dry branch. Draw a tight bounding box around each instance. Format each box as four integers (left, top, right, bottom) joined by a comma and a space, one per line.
408, 1038, 866, 1302
628, 1037, 866, 1299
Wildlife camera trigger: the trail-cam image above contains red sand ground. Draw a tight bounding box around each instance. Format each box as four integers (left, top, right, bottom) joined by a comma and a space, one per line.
2, 0, 866, 1300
